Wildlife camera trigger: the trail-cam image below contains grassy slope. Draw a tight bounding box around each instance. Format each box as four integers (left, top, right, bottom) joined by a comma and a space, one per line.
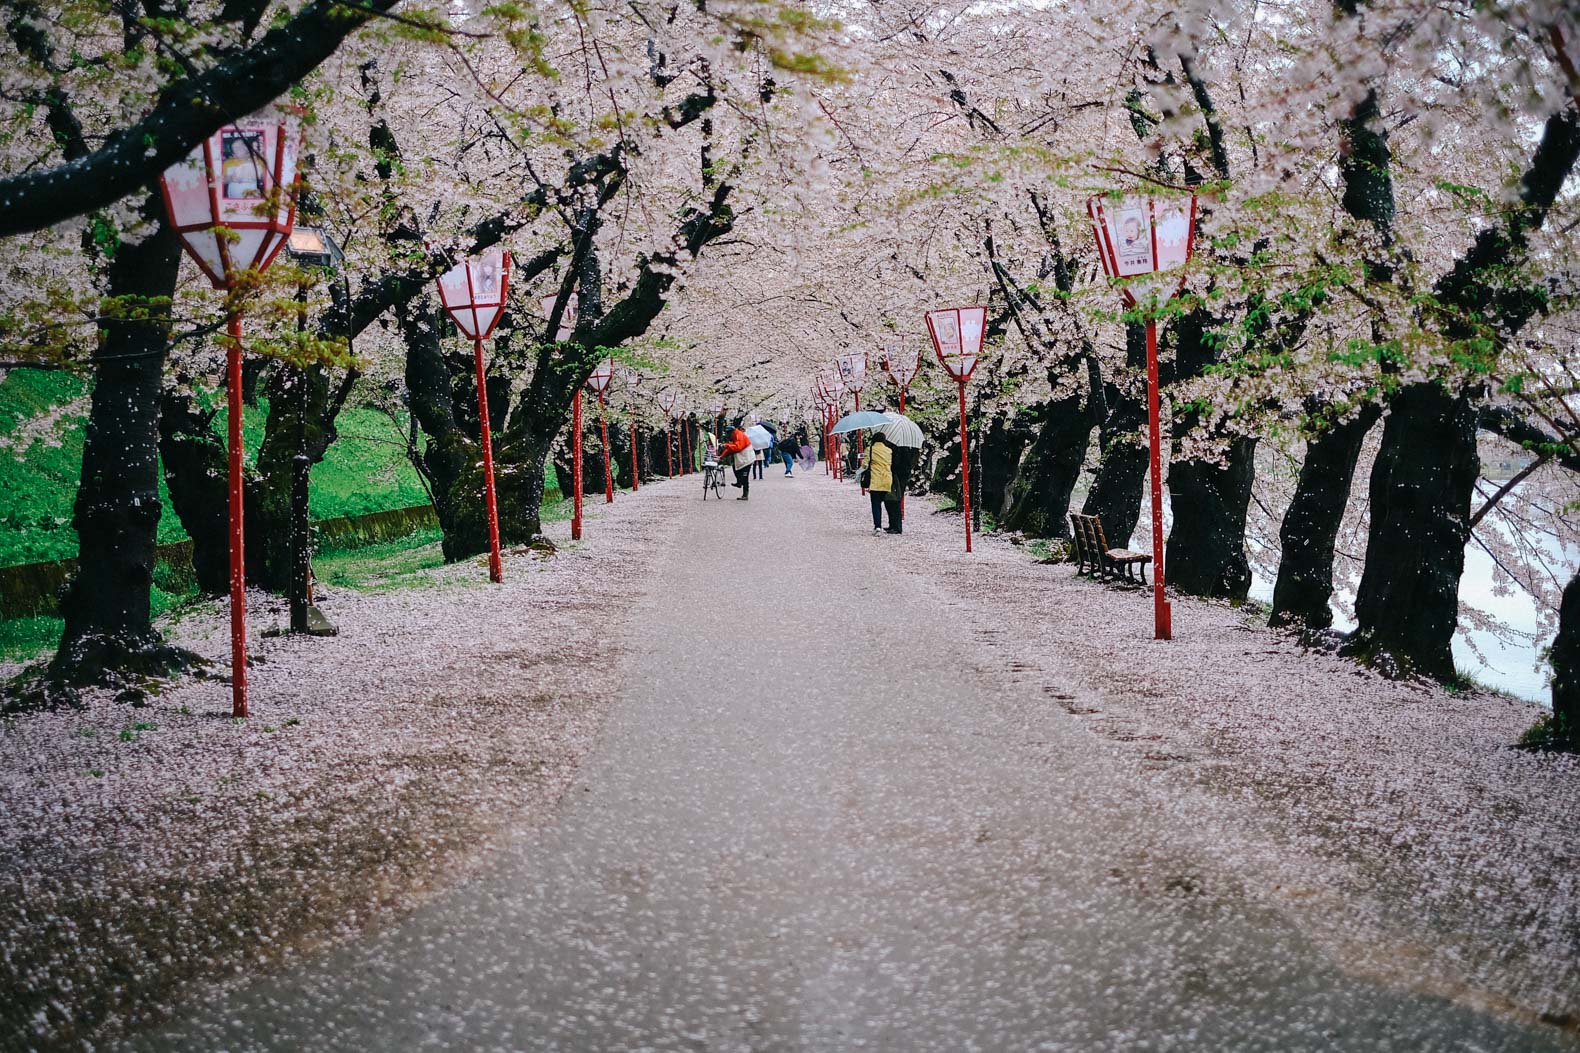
0, 369, 432, 567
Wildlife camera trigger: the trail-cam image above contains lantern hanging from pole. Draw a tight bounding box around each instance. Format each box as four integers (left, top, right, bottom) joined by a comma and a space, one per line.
158, 109, 302, 721
436, 247, 512, 584
436, 246, 511, 341
1086, 192, 1198, 642
543, 291, 578, 343
1086, 194, 1197, 308
925, 305, 986, 553
161, 111, 301, 290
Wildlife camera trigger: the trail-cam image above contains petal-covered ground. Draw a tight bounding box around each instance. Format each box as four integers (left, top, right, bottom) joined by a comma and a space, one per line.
2, 470, 1576, 1052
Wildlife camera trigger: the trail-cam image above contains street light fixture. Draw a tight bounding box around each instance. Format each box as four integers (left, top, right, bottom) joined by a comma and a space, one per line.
435, 246, 511, 583
158, 109, 301, 719
1087, 193, 1198, 641
925, 305, 986, 553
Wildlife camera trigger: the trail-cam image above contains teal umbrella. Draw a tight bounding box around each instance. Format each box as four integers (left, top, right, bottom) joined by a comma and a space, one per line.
830, 410, 892, 434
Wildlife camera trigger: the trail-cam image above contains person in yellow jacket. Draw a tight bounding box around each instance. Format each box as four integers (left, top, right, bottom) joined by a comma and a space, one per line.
861, 434, 896, 534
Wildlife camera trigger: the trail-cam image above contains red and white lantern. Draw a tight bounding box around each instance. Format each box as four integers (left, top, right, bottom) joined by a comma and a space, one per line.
436, 248, 513, 584
1086, 195, 1197, 308
158, 110, 302, 720
1086, 193, 1199, 642
437, 247, 511, 341
925, 305, 987, 553
160, 111, 301, 290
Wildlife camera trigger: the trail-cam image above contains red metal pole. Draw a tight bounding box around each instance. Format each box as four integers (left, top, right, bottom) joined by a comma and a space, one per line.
226, 315, 248, 718
571, 389, 583, 541
1146, 319, 1172, 640
474, 337, 503, 583
667, 419, 675, 478
958, 380, 972, 553
600, 393, 613, 503
823, 408, 829, 474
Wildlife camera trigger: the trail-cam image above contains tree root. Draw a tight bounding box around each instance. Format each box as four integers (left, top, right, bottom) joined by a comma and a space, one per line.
3, 632, 212, 714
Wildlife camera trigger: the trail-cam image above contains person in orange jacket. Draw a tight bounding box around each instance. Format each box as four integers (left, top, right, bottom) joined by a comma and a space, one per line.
717, 419, 754, 501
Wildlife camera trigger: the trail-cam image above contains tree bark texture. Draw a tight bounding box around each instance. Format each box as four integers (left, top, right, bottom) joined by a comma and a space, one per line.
46, 206, 194, 694
1269, 405, 1382, 629
1082, 322, 1149, 547
1553, 571, 1579, 747
1001, 395, 1091, 539
1164, 311, 1255, 602
1350, 109, 1580, 676
1342, 384, 1478, 679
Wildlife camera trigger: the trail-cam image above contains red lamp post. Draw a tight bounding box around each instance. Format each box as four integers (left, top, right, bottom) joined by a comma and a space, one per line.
542, 293, 580, 539
1087, 193, 1198, 641
925, 306, 985, 554
587, 359, 615, 503
159, 111, 301, 719
658, 391, 678, 477
436, 247, 512, 584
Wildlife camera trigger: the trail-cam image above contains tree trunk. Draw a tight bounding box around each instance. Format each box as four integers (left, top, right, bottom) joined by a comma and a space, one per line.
1164, 311, 1255, 602
1341, 383, 1478, 679
1165, 436, 1256, 601
1082, 322, 1149, 547
41, 204, 200, 699
1001, 393, 1091, 539
159, 382, 250, 594
1553, 570, 1579, 748
977, 410, 1033, 524
1269, 405, 1381, 629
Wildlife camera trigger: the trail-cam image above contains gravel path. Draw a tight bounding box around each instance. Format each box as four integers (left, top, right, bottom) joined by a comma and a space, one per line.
121, 469, 1577, 1052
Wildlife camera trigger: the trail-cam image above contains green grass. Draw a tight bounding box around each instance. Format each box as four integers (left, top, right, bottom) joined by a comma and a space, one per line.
0, 369, 433, 567
315, 527, 450, 593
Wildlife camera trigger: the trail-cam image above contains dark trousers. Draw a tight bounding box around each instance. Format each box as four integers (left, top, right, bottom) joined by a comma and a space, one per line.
870, 491, 888, 529
884, 496, 902, 533
734, 466, 750, 497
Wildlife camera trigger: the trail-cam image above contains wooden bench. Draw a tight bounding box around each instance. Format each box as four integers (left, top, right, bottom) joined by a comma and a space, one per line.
1069, 512, 1151, 585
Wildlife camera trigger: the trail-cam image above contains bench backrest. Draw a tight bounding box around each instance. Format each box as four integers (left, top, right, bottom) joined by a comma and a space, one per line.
1069, 512, 1107, 560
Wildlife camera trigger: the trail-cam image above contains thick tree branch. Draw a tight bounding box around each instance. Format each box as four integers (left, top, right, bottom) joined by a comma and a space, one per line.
0, 0, 401, 236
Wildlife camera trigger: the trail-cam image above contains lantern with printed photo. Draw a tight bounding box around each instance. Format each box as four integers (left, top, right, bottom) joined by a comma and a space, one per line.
1087, 194, 1198, 642
435, 247, 513, 583
879, 341, 921, 413
925, 305, 987, 552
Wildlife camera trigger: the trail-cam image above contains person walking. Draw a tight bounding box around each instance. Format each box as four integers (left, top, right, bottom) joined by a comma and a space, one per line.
780, 423, 796, 476
861, 433, 896, 534
884, 434, 915, 534
717, 419, 755, 501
